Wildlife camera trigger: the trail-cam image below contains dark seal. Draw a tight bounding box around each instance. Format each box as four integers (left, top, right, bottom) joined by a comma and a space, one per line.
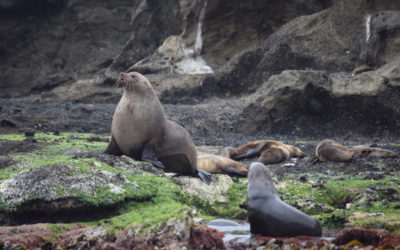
247, 162, 322, 237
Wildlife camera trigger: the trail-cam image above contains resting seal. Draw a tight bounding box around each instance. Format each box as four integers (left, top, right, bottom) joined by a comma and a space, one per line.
247, 162, 322, 237
348, 146, 398, 159
197, 154, 248, 177
229, 140, 305, 164
315, 139, 353, 162
105, 72, 211, 184
315, 139, 398, 162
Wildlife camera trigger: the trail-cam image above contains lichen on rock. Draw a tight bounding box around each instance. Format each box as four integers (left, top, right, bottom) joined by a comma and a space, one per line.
0, 164, 135, 212
171, 174, 233, 203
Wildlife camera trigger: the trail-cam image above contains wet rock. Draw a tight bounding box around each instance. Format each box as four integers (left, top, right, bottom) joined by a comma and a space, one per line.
235, 66, 400, 137
0, 156, 15, 169
202, 0, 400, 98
361, 171, 385, 180
171, 174, 233, 202
86, 137, 109, 143
0, 140, 39, 155
0, 164, 136, 224
47, 81, 121, 103
0, 119, 16, 128
149, 73, 205, 104
227, 235, 330, 249
189, 225, 225, 249
129, 36, 213, 75
293, 199, 334, 214
91, 212, 194, 249
334, 228, 400, 247
116, 155, 165, 177
0, 0, 135, 98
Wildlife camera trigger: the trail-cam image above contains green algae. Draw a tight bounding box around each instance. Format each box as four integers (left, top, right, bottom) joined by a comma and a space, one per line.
347, 212, 400, 233
83, 172, 190, 232
0, 134, 25, 141
0, 133, 191, 231
186, 178, 247, 220
1, 133, 399, 234
277, 172, 400, 230
47, 223, 78, 235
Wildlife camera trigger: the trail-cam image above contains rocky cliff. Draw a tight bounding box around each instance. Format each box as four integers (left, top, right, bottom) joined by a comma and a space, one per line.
1, 1, 400, 248
1, 0, 400, 139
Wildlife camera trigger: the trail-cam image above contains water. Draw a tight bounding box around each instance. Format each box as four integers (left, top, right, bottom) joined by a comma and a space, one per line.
207, 219, 251, 246
366, 15, 372, 42
207, 219, 336, 248
175, 0, 213, 75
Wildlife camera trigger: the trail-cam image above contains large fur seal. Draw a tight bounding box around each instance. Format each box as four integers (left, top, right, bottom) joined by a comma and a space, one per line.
104, 72, 211, 184
229, 140, 305, 164
197, 154, 248, 177
247, 162, 322, 237
315, 139, 398, 162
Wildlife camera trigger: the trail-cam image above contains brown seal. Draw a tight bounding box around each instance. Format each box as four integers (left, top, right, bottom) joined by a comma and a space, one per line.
247, 162, 322, 237
315, 139, 398, 162
197, 154, 248, 177
229, 140, 305, 164
348, 146, 398, 159
315, 139, 353, 162
104, 72, 211, 184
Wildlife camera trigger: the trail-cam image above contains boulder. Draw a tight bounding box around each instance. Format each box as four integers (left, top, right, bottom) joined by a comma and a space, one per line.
171, 174, 233, 203
200, 0, 400, 98
0, 0, 135, 97
0, 164, 140, 224
235, 63, 400, 137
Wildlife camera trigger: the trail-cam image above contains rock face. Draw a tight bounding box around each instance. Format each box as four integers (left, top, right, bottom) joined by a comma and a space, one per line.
1, 0, 400, 139
0, 0, 327, 97
235, 62, 400, 137
0, 0, 135, 97
201, 0, 400, 97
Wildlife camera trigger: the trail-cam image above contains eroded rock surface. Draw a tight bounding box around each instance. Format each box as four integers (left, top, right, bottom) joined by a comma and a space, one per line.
0, 164, 136, 224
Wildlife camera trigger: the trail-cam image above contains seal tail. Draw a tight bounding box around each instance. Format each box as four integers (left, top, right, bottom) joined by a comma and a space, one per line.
197, 169, 212, 185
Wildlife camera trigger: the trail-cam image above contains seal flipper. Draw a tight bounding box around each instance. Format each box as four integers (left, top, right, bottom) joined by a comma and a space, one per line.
226, 166, 248, 177
170, 170, 212, 185
104, 136, 123, 155
232, 149, 259, 161
312, 156, 320, 164
141, 143, 165, 169
197, 169, 212, 185
159, 153, 212, 185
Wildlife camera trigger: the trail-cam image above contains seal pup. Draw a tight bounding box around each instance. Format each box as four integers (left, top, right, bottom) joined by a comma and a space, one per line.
247, 162, 322, 237
197, 154, 248, 177
315, 139, 398, 162
104, 72, 211, 184
229, 140, 305, 164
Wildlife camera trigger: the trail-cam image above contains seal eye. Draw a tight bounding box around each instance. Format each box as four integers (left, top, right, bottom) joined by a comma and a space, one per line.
131, 75, 137, 79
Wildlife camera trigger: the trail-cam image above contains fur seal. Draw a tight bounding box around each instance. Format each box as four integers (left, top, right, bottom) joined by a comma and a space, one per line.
229, 140, 305, 164
197, 154, 248, 177
104, 72, 211, 184
315, 139, 398, 162
247, 162, 322, 237
348, 146, 398, 159
315, 139, 353, 162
